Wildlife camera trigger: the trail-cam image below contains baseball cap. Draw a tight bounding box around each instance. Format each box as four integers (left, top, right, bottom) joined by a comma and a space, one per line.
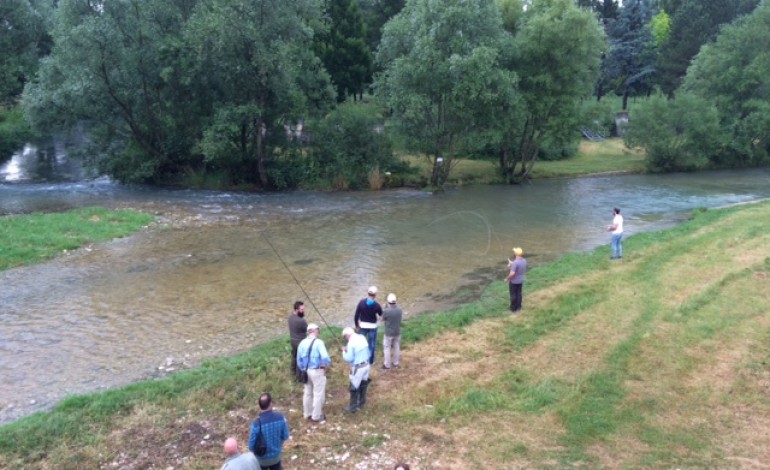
307, 323, 320, 332
387, 293, 397, 304
512, 247, 523, 256
367, 286, 378, 295
342, 326, 355, 337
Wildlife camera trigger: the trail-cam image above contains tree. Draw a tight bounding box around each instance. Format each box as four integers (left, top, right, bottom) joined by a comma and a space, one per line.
23, 0, 206, 183
682, 1, 770, 167
315, 0, 373, 102
0, 0, 48, 104
187, 0, 335, 188
624, 92, 721, 171
358, 0, 405, 59
311, 102, 400, 189
498, 0, 605, 183
656, 0, 760, 96
599, 0, 656, 109
375, 0, 516, 189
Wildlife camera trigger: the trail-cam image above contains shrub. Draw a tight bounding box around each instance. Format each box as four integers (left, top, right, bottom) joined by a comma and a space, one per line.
624, 92, 723, 172
310, 102, 402, 190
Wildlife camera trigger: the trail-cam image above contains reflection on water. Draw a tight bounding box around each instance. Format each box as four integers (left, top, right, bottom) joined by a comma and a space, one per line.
0, 168, 769, 424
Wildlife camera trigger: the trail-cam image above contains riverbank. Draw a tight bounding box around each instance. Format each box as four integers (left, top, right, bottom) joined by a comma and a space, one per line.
401, 138, 646, 187
2, 200, 768, 468
0, 207, 154, 270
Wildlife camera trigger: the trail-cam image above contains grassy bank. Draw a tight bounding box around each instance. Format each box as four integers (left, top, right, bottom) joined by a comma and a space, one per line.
401, 137, 646, 187
2, 200, 768, 468
0, 207, 155, 270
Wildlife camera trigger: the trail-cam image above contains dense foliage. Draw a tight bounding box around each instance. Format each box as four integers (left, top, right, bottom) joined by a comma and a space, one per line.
2, 0, 768, 188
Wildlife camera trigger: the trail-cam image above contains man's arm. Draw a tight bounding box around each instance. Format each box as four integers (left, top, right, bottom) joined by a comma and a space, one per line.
247, 420, 258, 453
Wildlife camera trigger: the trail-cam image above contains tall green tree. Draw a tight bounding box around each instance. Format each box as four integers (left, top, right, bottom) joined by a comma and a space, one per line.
375, 0, 516, 189
656, 0, 760, 96
315, 0, 372, 102
358, 0, 405, 62
682, 0, 770, 167
598, 0, 655, 109
0, 0, 49, 104
498, 0, 605, 183
188, 0, 335, 187
23, 0, 205, 183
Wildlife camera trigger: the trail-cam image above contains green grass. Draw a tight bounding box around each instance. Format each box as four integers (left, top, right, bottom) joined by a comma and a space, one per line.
399, 138, 646, 187
0, 207, 154, 270
1, 201, 769, 468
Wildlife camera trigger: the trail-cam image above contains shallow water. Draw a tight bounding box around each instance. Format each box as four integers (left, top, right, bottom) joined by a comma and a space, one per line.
1, 145, 770, 423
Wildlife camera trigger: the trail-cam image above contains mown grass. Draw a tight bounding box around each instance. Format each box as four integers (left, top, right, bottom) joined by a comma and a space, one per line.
1, 201, 769, 469
399, 137, 646, 187
0, 207, 154, 270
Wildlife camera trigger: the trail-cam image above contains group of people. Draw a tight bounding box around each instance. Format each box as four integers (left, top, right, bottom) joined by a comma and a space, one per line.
291, 285, 404, 422
225, 209, 623, 469
503, 207, 624, 313
222, 287, 404, 469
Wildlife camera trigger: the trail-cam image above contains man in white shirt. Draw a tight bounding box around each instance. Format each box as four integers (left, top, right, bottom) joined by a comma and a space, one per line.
607, 207, 624, 260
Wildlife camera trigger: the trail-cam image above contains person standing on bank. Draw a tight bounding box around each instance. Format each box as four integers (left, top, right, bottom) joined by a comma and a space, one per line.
248, 393, 290, 470
296, 323, 331, 423
288, 301, 307, 380
607, 207, 624, 259
354, 286, 383, 365
504, 247, 527, 313
342, 326, 370, 413
381, 293, 403, 370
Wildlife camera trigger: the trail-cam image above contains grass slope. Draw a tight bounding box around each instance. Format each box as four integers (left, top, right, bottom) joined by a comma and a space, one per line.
1, 201, 769, 469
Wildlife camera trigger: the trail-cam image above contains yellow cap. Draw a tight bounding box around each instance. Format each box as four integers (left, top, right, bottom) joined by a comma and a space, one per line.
512, 247, 523, 256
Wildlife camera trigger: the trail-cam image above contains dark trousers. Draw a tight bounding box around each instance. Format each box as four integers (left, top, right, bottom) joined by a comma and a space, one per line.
291, 343, 299, 374
509, 282, 523, 312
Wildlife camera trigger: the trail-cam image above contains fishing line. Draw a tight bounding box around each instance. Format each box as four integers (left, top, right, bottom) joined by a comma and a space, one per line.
261, 232, 345, 348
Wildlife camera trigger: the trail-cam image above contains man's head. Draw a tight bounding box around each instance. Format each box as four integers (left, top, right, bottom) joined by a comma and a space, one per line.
259, 392, 272, 411
224, 437, 239, 456
387, 293, 397, 305
512, 247, 523, 257
342, 326, 355, 340
367, 286, 378, 297
307, 323, 320, 336
293, 300, 305, 317
613, 207, 621, 215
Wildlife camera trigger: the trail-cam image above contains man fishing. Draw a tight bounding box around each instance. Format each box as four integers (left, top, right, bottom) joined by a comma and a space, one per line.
353, 286, 383, 365
341, 326, 370, 413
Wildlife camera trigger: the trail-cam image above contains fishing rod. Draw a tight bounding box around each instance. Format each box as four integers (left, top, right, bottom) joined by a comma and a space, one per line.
261, 232, 345, 348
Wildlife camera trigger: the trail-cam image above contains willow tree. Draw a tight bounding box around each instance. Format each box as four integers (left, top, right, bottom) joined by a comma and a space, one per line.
23, 0, 205, 183
375, 0, 516, 189
498, 0, 605, 184
188, 0, 335, 188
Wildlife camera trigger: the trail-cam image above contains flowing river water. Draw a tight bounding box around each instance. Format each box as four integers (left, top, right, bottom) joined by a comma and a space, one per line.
2, 142, 770, 424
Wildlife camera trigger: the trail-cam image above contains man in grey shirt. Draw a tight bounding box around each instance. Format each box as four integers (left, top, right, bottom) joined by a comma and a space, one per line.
221, 437, 257, 470
288, 301, 307, 380
381, 293, 403, 369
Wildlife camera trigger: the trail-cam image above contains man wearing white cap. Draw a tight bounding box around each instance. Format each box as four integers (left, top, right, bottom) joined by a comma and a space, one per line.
342, 326, 370, 413
297, 323, 331, 423
354, 286, 383, 365
381, 293, 403, 370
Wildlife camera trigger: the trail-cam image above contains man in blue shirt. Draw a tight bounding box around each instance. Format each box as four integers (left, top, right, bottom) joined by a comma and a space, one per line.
342, 326, 370, 413
296, 323, 331, 423
248, 393, 289, 470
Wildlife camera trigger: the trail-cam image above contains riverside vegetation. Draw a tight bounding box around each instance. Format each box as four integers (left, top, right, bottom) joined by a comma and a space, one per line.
0, 196, 769, 467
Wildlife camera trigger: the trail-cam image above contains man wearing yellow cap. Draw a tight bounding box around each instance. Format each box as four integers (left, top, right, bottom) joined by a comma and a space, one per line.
504, 247, 527, 313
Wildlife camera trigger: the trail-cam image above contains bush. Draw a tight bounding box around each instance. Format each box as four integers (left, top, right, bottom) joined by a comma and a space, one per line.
624, 92, 723, 172
310, 102, 403, 190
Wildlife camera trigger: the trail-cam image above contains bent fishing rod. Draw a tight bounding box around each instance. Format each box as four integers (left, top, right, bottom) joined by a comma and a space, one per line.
261, 232, 345, 348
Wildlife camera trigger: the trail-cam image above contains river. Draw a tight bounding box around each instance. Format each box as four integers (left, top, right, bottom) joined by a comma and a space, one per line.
1, 142, 769, 424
